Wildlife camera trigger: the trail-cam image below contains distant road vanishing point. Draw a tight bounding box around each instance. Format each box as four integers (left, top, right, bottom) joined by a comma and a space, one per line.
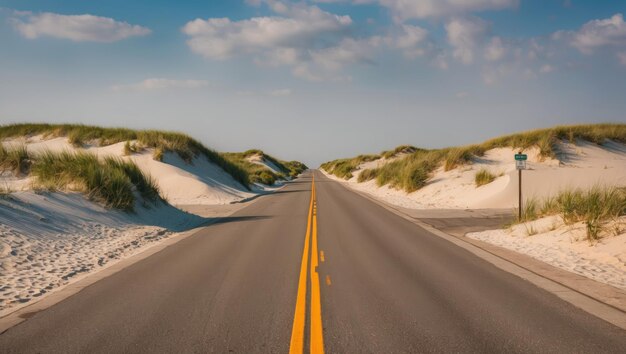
1, 170, 625, 353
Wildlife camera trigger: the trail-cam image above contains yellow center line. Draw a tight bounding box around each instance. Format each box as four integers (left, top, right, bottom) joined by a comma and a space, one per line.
289, 176, 314, 354
310, 181, 325, 353
289, 174, 326, 354
320, 251, 325, 263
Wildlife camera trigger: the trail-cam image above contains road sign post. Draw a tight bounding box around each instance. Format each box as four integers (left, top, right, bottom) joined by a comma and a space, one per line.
515, 152, 527, 220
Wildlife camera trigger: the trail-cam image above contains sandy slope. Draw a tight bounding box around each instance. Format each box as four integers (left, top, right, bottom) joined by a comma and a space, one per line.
327, 140, 626, 209
0, 135, 282, 315
0, 192, 206, 315
2, 135, 255, 205
246, 153, 285, 175
467, 216, 626, 290
323, 140, 626, 290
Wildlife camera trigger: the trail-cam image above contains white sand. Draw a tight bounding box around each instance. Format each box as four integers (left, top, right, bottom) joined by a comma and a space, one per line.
2, 135, 256, 205
0, 135, 286, 316
0, 191, 206, 315
467, 216, 626, 290
325, 140, 626, 210
246, 153, 284, 175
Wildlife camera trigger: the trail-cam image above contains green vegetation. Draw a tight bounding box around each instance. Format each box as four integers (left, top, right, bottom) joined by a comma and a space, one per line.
0, 144, 31, 176
361, 150, 446, 192
0, 123, 250, 188
357, 168, 379, 183
380, 145, 418, 159
474, 168, 496, 187
282, 160, 308, 178
520, 187, 626, 241
323, 123, 626, 193
31, 150, 161, 211
123, 141, 142, 156
320, 154, 379, 180
152, 147, 164, 162
222, 150, 307, 185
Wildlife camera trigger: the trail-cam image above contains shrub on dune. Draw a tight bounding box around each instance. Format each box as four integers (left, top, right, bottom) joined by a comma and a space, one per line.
0, 123, 251, 189
0, 144, 31, 176
222, 150, 307, 185
321, 154, 379, 180
357, 168, 378, 182
31, 150, 161, 211
475, 169, 496, 187
321, 123, 626, 193
519, 186, 626, 241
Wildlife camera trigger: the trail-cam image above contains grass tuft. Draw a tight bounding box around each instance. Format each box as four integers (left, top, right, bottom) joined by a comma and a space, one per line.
31, 150, 162, 211
152, 146, 164, 162
222, 150, 307, 185
475, 168, 496, 187
320, 154, 379, 180
0, 144, 31, 176
321, 123, 626, 193
0, 123, 251, 188
518, 186, 626, 241
357, 168, 379, 183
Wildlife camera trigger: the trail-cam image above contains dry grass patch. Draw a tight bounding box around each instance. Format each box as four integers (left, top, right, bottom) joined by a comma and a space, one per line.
475, 168, 496, 187
519, 186, 626, 241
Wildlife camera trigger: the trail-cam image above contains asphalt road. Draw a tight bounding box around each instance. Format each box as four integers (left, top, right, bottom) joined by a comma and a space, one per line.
1, 170, 625, 353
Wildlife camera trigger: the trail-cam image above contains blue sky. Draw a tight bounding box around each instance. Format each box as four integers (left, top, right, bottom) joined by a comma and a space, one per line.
1, 0, 626, 166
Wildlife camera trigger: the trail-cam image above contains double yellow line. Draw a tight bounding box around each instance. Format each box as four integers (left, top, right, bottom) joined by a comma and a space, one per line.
289, 175, 324, 354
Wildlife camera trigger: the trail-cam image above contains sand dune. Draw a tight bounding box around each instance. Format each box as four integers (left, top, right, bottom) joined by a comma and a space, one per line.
323, 139, 626, 290
246, 153, 285, 175
2, 135, 256, 205
325, 140, 626, 210
0, 133, 289, 315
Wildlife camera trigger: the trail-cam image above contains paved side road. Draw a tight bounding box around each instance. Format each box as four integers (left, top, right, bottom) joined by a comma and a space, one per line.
1, 171, 625, 353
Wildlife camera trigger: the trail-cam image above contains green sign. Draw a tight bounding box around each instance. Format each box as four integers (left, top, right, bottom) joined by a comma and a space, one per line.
515, 154, 527, 161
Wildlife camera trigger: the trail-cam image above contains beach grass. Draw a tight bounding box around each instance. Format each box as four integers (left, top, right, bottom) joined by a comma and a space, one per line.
31, 150, 161, 211
320, 154, 379, 180
222, 150, 307, 185
475, 168, 496, 187
0, 144, 31, 176
0, 123, 250, 188
519, 186, 626, 241
322, 123, 626, 193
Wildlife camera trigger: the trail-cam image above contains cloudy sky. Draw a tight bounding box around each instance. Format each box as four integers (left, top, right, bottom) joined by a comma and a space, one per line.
1, 0, 626, 166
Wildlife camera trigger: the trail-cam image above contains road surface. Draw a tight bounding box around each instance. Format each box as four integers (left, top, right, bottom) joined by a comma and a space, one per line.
1, 170, 625, 353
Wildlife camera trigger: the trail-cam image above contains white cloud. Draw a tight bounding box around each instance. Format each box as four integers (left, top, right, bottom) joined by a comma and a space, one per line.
182, 3, 351, 60
301, 36, 380, 80
310, 37, 381, 70
456, 91, 469, 98
183, 1, 403, 81
316, 0, 518, 21
111, 79, 209, 92
562, 13, 626, 54
11, 12, 150, 42
446, 16, 489, 64
391, 24, 430, 58
484, 36, 505, 61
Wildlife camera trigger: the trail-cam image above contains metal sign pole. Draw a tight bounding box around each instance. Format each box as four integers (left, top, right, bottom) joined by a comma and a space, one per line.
519, 164, 522, 220
514, 151, 527, 220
